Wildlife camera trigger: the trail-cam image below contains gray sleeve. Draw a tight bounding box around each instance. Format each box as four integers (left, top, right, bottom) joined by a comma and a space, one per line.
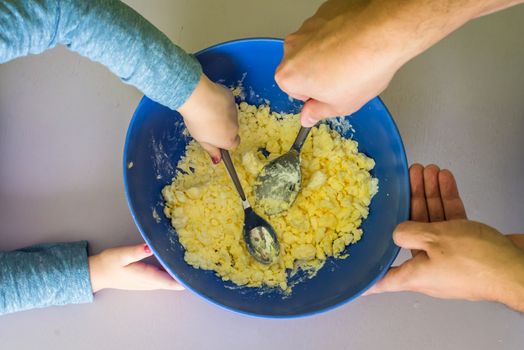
0, 241, 94, 315
0, 0, 202, 110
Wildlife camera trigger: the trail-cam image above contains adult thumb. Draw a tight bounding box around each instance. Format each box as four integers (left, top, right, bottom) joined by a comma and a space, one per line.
365, 254, 426, 295
300, 99, 337, 127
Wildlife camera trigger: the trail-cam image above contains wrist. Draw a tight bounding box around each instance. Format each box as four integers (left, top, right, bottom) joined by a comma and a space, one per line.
177, 74, 214, 121
475, 0, 524, 17
492, 253, 524, 312
88, 254, 106, 293
366, 0, 484, 66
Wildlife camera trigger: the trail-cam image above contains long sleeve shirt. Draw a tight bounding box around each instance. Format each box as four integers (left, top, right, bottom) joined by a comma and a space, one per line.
0, 0, 202, 315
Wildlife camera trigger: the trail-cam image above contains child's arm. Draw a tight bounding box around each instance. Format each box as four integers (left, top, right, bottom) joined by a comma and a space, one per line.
0, 242, 93, 315
0, 0, 200, 111
0, 0, 240, 160
0, 242, 183, 315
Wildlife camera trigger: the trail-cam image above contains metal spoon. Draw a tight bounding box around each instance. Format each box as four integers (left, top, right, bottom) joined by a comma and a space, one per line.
254, 126, 312, 215
220, 149, 280, 265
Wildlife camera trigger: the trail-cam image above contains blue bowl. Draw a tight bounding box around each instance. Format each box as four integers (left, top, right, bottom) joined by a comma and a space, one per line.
124, 38, 409, 318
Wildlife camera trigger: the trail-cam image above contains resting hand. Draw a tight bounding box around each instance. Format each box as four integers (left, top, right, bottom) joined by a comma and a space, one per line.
366, 164, 524, 312
88, 244, 183, 293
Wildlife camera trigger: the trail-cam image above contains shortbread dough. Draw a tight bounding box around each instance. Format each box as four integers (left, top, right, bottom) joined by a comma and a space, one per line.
162, 102, 378, 292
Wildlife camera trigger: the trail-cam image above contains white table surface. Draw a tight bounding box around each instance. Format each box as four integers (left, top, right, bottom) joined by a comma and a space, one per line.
1, 1, 523, 349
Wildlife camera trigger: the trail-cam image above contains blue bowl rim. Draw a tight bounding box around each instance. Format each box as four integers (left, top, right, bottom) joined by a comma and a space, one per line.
123, 37, 410, 319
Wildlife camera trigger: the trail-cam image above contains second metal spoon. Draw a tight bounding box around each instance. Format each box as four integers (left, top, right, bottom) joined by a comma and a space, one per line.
254, 126, 312, 215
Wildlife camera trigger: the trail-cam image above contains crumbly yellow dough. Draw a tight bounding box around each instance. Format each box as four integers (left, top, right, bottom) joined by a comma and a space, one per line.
162, 102, 378, 292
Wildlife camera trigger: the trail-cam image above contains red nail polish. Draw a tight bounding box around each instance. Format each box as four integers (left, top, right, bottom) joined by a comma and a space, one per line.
211, 156, 220, 164
144, 245, 151, 254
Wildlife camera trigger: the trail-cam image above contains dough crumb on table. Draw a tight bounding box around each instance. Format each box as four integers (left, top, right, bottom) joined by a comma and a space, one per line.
162, 102, 378, 293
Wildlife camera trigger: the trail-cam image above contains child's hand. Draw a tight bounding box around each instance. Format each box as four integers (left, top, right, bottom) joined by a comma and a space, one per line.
177, 74, 240, 164
88, 244, 184, 293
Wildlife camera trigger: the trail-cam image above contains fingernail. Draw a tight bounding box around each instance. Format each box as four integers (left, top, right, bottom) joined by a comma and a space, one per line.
211, 156, 220, 165
144, 244, 151, 254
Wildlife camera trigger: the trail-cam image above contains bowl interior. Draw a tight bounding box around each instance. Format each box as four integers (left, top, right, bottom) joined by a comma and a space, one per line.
124, 38, 409, 317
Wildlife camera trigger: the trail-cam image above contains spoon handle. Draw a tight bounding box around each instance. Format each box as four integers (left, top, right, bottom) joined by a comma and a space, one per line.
291, 126, 312, 153
220, 149, 247, 202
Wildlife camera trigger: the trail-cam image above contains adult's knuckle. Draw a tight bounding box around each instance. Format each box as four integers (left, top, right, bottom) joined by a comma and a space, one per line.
274, 65, 290, 85
284, 33, 297, 46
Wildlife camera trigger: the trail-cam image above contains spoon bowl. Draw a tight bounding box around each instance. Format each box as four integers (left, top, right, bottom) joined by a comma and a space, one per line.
220, 149, 280, 265
243, 208, 280, 265
255, 126, 311, 215
254, 149, 301, 215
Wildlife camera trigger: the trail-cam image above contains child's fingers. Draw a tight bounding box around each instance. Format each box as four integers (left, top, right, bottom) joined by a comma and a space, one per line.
199, 142, 222, 164
152, 269, 185, 291
115, 244, 153, 266
129, 262, 185, 291
200, 137, 241, 165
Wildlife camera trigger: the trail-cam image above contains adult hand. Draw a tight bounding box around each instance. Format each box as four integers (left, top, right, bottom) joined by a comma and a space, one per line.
178, 74, 240, 163
276, 0, 401, 127
88, 244, 184, 293
366, 164, 524, 312
276, 0, 523, 127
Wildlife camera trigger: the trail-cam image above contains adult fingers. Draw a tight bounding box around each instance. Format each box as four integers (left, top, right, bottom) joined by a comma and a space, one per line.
438, 169, 467, 220
275, 61, 303, 100
365, 253, 428, 294
300, 99, 340, 127
423, 164, 445, 222
393, 221, 438, 251
289, 93, 309, 102
409, 164, 428, 256
409, 164, 429, 222
507, 234, 524, 250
